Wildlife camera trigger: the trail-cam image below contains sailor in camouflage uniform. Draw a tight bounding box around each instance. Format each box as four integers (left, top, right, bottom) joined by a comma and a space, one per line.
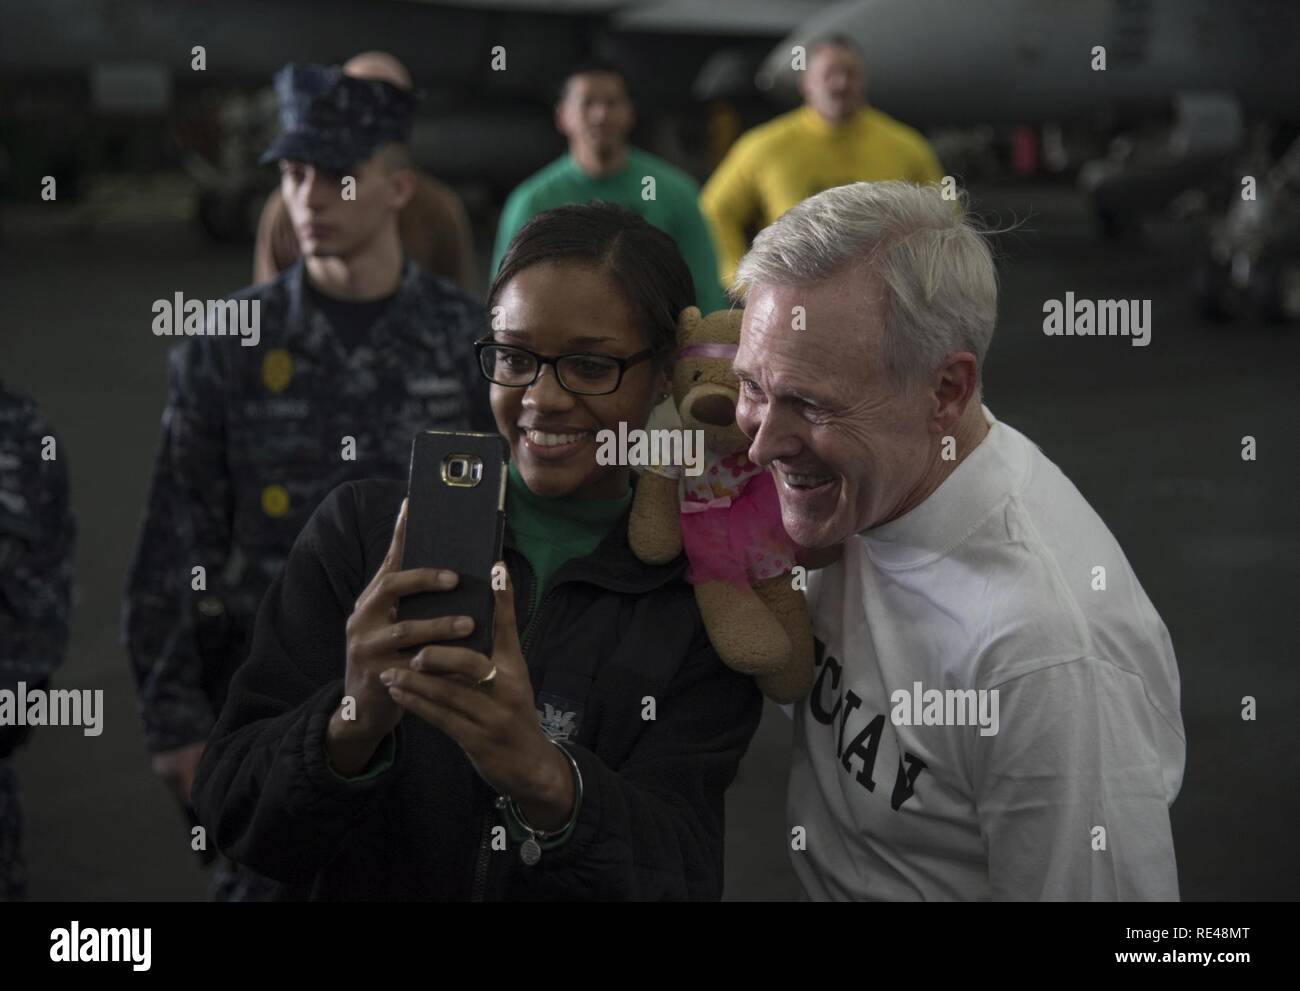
0, 383, 75, 901
122, 63, 491, 900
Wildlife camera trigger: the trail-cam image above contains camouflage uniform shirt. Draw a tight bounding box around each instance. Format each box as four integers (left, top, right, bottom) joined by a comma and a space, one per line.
122, 260, 491, 751
0, 383, 74, 691
0, 384, 74, 901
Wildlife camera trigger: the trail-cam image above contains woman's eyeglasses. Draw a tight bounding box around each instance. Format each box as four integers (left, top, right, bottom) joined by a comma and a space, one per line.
475, 338, 656, 397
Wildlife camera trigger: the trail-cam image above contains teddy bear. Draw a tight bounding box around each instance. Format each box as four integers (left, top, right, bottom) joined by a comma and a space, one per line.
628, 305, 816, 703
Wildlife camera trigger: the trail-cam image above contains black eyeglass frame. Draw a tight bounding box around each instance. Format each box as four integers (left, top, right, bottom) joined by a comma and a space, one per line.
474, 337, 660, 396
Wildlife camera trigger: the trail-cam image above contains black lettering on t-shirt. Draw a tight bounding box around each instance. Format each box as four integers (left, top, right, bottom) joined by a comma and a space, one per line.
841, 712, 885, 792
811, 640, 928, 809
837, 689, 863, 764
890, 752, 928, 811
810, 651, 842, 726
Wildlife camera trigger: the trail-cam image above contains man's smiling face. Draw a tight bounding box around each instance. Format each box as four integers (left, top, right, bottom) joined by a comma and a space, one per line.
733, 272, 934, 548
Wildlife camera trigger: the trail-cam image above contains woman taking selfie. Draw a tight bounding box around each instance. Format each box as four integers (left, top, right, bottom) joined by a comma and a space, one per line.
192, 202, 763, 900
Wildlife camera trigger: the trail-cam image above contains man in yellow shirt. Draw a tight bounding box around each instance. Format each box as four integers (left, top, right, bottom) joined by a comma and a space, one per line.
701, 35, 943, 284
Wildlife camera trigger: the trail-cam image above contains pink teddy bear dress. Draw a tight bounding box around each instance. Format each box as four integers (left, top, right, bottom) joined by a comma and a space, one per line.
678, 449, 802, 587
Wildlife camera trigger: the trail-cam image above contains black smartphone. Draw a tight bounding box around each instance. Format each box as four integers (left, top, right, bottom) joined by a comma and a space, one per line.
396, 430, 508, 656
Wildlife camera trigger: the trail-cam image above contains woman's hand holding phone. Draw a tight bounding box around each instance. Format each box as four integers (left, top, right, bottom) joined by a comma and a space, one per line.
384, 564, 576, 832
326, 496, 573, 827
326, 499, 468, 777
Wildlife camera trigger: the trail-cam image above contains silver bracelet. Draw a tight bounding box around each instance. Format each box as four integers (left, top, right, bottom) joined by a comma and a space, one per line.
499, 738, 583, 866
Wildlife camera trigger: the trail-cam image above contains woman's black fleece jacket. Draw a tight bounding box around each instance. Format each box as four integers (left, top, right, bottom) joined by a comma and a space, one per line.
191, 478, 763, 900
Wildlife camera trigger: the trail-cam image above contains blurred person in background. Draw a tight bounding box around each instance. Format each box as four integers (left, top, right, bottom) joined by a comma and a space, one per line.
0, 384, 74, 901
702, 35, 943, 285
254, 52, 477, 292
122, 60, 490, 901
492, 59, 727, 314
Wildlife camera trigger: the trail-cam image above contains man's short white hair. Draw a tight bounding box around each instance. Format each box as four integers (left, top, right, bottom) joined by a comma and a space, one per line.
733, 181, 998, 390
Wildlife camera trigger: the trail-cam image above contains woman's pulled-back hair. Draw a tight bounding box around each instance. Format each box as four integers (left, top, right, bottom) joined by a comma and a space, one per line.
488, 201, 696, 356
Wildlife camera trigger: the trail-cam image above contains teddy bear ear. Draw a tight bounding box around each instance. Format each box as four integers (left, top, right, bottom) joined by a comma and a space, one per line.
677, 306, 702, 345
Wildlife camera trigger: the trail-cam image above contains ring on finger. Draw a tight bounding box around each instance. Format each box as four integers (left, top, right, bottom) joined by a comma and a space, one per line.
475, 664, 498, 691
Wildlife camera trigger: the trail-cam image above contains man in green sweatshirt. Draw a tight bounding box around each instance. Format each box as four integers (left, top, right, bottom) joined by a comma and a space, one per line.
491, 61, 727, 313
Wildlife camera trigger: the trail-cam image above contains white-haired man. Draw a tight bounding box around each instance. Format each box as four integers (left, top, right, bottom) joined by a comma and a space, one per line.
732, 181, 1184, 901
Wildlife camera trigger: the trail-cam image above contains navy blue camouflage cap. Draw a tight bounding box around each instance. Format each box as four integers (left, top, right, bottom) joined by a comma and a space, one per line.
260, 63, 415, 173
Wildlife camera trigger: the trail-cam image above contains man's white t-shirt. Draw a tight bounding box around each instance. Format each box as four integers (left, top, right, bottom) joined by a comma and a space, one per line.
789, 407, 1184, 901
